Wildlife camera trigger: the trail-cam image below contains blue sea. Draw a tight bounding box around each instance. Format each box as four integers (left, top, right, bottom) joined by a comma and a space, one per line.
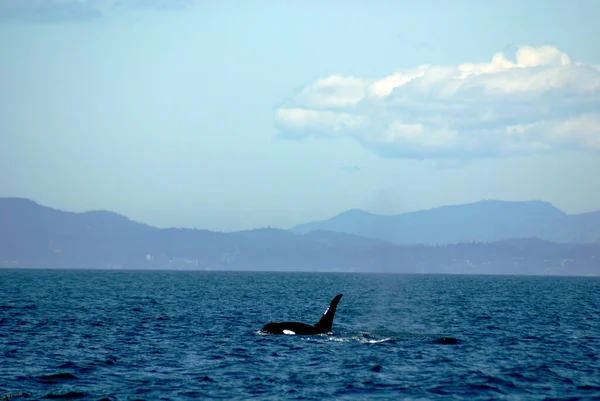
1, 269, 599, 400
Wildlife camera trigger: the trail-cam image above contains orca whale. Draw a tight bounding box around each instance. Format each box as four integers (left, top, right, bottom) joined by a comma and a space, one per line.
261, 294, 343, 335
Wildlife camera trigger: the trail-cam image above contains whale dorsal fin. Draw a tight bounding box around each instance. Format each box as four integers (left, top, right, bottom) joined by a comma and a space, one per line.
313, 294, 343, 333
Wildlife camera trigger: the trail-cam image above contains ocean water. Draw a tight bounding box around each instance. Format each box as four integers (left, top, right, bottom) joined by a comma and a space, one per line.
1, 270, 599, 400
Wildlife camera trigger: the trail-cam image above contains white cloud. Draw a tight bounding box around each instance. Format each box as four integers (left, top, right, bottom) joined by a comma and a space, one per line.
275, 108, 367, 137
290, 75, 366, 109
275, 46, 600, 160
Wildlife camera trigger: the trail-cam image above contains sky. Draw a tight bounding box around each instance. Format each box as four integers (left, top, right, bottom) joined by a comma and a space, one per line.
1, 0, 600, 231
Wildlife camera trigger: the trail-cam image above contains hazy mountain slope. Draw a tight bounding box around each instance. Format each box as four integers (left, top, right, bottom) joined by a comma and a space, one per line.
291, 200, 600, 245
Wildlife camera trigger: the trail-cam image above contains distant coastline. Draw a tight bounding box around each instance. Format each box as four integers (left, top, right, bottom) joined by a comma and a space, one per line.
1, 197, 599, 276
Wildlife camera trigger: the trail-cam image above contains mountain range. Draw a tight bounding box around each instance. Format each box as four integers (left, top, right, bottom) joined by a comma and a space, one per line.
1, 197, 598, 275
291, 200, 600, 245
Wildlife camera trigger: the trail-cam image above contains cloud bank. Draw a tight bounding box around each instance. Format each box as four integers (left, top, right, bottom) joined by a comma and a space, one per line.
0, 0, 194, 23
0, 0, 101, 23
275, 46, 600, 160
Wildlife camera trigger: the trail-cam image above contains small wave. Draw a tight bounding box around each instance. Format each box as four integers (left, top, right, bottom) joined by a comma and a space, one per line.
467, 383, 505, 394
323, 334, 394, 344
328, 337, 349, 342
0, 391, 29, 400
356, 337, 393, 344
42, 391, 86, 399
431, 337, 461, 345
36, 373, 79, 384
579, 384, 600, 391
104, 355, 118, 365
57, 362, 77, 369
4, 348, 18, 358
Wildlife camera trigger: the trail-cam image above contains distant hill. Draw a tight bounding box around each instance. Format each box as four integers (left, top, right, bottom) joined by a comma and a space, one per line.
0, 198, 398, 272
291, 200, 600, 245
1, 198, 599, 275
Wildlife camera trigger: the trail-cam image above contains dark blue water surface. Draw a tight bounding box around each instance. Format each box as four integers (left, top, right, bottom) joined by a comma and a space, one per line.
1, 269, 599, 400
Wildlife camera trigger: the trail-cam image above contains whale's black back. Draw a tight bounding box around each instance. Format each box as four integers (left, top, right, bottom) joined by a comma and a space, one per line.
261, 294, 343, 335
